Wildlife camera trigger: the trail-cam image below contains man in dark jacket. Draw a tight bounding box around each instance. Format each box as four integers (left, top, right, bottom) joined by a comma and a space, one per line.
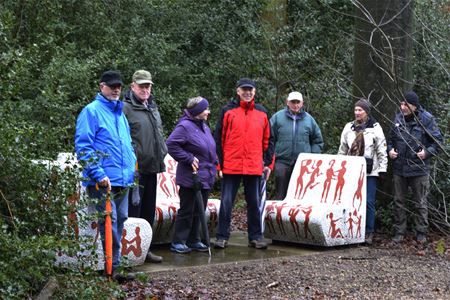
270, 91, 324, 199
123, 70, 168, 262
387, 91, 443, 244
214, 78, 274, 250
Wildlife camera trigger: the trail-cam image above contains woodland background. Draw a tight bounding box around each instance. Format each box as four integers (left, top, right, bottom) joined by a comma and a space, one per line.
0, 1, 448, 298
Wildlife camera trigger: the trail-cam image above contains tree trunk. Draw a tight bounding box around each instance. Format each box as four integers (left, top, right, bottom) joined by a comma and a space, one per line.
352, 0, 415, 205
352, 0, 414, 128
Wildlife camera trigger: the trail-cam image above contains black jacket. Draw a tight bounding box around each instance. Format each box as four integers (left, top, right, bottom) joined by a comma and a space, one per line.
123, 91, 167, 174
387, 108, 443, 177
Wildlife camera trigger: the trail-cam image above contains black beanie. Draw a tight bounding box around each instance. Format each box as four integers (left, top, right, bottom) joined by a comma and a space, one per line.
404, 91, 420, 107
355, 99, 371, 114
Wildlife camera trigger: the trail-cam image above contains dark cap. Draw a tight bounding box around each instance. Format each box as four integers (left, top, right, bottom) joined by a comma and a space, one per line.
236, 77, 256, 89
404, 91, 420, 107
355, 99, 372, 114
100, 70, 123, 86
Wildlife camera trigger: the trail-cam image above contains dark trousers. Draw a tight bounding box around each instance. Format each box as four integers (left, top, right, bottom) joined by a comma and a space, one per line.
216, 174, 262, 241
393, 175, 430, 235
128, 173, 157, 227
274, 161, 294, 200
172, 187, 209, 245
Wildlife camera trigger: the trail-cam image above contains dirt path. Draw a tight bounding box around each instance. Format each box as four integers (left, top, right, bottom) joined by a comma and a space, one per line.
123, 242, 450, 299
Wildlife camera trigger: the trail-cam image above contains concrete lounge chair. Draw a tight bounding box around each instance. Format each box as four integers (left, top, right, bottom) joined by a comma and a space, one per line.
263, 153, 366, 246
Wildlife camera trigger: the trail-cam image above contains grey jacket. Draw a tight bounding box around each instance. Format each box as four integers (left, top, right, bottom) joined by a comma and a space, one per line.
123, 91, 167, 174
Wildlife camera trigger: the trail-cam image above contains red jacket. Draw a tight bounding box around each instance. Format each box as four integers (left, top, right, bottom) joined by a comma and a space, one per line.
214, 98, 273, 175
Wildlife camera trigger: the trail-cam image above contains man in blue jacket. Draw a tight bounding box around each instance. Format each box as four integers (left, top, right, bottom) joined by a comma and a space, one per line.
270, 91, 324, 199
75, 70, 136, 281
388, 91, 443, 244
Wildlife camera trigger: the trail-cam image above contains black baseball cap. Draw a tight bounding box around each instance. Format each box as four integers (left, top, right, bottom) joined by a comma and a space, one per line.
236, 77, 256, 89
100, 70, 123, 86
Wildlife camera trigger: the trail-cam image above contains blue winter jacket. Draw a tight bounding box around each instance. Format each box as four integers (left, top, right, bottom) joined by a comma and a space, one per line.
75, 93, 136, 187
166, 111, 217, 189
270, 108, 324, 165
387, 108, 443, 177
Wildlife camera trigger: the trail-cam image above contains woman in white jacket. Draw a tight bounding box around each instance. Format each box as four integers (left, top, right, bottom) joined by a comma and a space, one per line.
338, 99, 388, 245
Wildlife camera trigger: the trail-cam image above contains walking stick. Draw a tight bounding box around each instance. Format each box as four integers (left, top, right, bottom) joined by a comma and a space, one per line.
96, 184, 113, 277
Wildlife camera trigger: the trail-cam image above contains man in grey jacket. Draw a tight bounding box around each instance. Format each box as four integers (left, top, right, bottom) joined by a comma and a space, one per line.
270, 91, 324, 199
123, 70, 168, 262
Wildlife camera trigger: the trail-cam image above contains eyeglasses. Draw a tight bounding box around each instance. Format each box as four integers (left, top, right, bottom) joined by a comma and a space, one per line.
102, 83, 122, 90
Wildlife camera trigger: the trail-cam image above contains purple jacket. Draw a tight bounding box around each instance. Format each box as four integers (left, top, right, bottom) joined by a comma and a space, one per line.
166, 111, 217, 189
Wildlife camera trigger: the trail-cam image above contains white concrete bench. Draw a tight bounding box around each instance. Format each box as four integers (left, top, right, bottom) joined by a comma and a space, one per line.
152, 155, 221, 244
263, 153, 366, 246
36, 153, 220, 270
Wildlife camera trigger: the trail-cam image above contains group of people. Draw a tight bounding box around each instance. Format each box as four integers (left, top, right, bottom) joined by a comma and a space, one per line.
75, 69, 443, 280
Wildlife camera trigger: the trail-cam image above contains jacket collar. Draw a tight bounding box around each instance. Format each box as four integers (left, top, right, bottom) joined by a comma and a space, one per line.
124, 90, 154, 109
96, 93, 123, 113
239, 99, 255, 110
285, 107, 305, 120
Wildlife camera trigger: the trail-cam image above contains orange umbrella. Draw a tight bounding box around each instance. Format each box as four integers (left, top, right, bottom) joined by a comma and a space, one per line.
97, 184, 113, 277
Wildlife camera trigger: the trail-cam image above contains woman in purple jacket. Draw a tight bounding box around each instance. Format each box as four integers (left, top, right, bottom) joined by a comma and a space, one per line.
166, 97, 217, 253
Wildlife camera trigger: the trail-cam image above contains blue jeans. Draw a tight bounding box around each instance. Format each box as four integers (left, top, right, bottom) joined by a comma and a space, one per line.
366, 176, 378, 234
87, 186, 129, 270
216, 174, 262, 241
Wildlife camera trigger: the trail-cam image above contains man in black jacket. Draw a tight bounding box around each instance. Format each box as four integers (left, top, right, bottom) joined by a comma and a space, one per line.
123, 70, 168, 262
387, 91, 443, 244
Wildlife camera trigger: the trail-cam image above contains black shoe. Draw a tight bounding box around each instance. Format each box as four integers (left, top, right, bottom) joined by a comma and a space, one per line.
146, 251, 163, 263
248, 239, 268, 249
416, 233, 427, 244
112, 271, 135, 283
392, 234, 404, 244
365, 233, 373, 245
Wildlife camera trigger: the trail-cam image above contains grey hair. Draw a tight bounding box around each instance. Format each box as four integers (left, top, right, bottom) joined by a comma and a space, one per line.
186, 96, 204, 109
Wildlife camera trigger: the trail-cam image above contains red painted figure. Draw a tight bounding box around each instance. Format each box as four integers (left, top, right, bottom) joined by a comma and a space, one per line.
288, 205, 302, 238
295, 159, 313, 199
121, 227, 142, 257
333, 160, 347, 204
327, 212, 343, 238
91, 221, 100, 244
354, 209, 362, 238
167, 202, 177, 232
166, 159, 178, 197
207, 202, 218, 231
301, 205, 314, 239
352, 164, 365, 211
301, 160, 323, 199
345, 212, 354, 238
321, 159, 336, 203
158, 173, 171, 198
264, 202, 276, 234
275, 203, 288, 235
154, 206, 164, 234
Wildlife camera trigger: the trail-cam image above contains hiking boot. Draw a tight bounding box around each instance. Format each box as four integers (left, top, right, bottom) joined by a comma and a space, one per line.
365, 233, 373, 245
112, 271, 135, 283
146, 251, 163, 263
248, 239, 268, 249
416, 233, 427, 244
170, 243, 192, 254
214, 239, 228, 249
187, 242, 209, 252
392, 234, 404, 244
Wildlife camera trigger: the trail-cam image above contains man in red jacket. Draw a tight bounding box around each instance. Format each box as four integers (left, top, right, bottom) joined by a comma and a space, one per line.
214, 78, 273, 249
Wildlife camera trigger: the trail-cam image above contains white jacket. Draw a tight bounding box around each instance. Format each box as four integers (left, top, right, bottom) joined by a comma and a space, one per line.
338, 119, 388, 177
